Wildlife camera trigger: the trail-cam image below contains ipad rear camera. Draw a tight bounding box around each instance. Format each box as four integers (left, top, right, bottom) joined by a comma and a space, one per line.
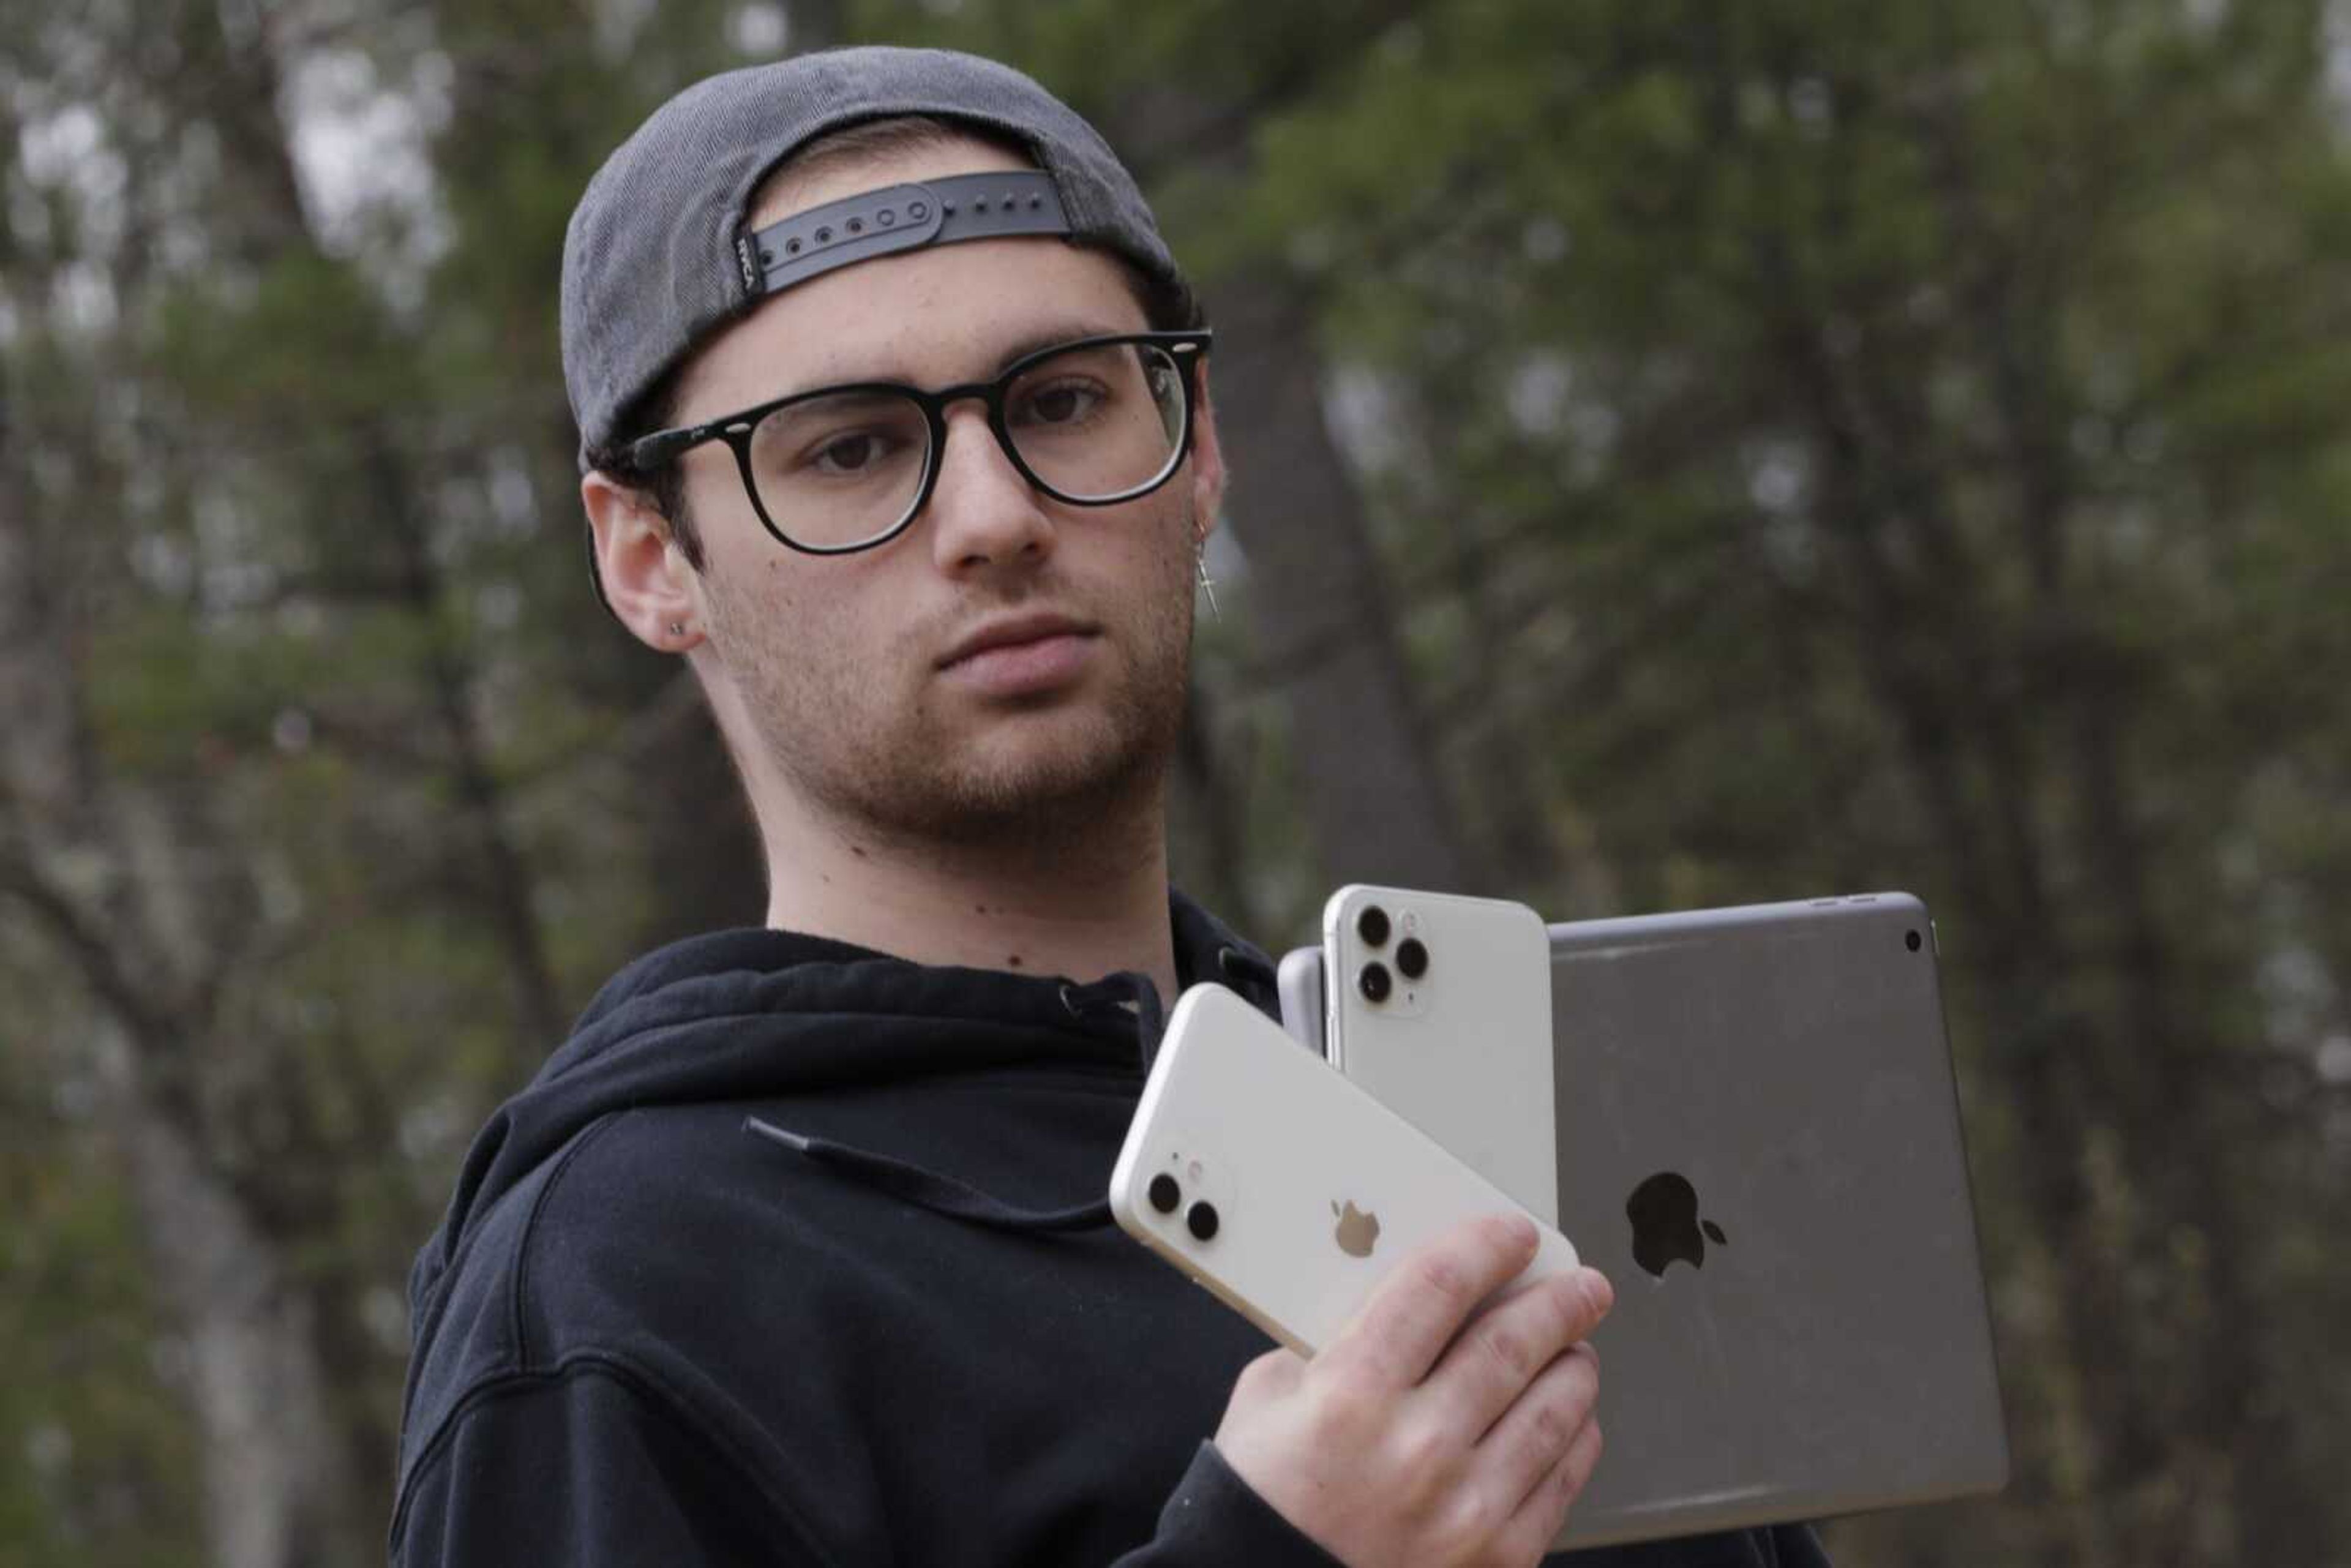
1357, 961, 1393, 1003
1905, 929, 1922, 952
1148, 1173, 1181, 1214
1394, 937, 1428, 980
1186, 1201, 1220, 1241
1356, 905, 1391, 948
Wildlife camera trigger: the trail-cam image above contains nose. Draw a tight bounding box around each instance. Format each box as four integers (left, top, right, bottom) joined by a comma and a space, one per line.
926, 400, 1056, 576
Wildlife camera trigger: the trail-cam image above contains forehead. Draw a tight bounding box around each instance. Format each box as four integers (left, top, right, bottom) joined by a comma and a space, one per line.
673, 138, 1150, 418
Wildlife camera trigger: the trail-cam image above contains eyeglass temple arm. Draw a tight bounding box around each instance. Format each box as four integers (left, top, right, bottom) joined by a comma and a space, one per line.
620, 426, 698, 472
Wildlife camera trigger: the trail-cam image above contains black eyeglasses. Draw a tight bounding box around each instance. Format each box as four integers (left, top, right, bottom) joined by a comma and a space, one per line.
621, 331, 1212, 555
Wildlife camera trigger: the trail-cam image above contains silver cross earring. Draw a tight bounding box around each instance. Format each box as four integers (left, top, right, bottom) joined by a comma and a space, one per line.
1194, 537, 1220, 621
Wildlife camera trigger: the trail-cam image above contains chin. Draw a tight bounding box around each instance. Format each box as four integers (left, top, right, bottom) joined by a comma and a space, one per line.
869, 693, 1180, 844
949, 712, 1161, 817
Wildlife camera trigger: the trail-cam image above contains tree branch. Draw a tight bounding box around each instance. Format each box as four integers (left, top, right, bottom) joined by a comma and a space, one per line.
0, 843, 174, 1050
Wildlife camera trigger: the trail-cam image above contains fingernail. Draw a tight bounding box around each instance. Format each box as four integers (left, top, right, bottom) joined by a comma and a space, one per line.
1581, 1268, 1615, 1316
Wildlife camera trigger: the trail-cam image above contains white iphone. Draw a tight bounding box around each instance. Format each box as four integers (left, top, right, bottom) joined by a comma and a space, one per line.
1322, 885, 1558, 1223
1110, 983, 1578, 1358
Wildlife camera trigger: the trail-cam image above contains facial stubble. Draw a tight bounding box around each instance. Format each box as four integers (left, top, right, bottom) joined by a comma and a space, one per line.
702, 501, 1201, 861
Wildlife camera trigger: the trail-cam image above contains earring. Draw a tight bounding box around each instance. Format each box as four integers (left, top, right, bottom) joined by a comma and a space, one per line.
1194, 536, 1220, 621
668, 620, 687, 637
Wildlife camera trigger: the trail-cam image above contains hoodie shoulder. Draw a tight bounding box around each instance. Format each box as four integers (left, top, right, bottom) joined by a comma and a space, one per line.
398, 1109, 637, 1480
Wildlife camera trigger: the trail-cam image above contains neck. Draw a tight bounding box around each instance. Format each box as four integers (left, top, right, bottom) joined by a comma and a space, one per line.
754, 781, 1180, 1005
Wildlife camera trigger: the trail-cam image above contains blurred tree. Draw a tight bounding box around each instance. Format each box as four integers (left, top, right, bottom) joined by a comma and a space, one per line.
1, 0, 764, 1561
4, 0, 2349, 1564
1171, 2, 2351, 1562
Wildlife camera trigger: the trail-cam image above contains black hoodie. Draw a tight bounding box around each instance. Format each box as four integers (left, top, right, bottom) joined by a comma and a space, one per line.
391, 894, 1829, 1568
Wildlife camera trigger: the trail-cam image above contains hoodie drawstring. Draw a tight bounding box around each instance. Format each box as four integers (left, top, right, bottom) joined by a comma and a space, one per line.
742, 956, 1279, 1236
744, 1117, 1113, 1233
737, 973, 1155, 1235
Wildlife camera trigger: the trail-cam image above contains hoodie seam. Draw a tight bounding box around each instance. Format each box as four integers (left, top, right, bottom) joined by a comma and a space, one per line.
560, 937, 1278, 1076
586, 1000, 1132, 1047
562, 891, 1270, 1040
388, 1350, 847, 1567
539, 1005, 1144, 1092
511, 1109, 631, 1370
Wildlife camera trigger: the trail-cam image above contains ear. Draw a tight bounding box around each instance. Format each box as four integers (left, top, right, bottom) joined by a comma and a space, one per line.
1186, 362, 1228, 541
583, 471, 702, 651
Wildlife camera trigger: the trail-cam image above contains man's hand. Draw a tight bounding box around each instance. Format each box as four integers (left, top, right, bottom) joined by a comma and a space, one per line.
1211, 1214, 1610, 1568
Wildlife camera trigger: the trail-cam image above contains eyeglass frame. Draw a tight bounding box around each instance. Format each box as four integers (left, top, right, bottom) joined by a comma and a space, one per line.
617, 329, 1213, 557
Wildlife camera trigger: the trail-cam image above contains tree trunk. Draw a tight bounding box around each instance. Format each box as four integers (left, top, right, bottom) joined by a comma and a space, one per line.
1084, 34, 1487, 899
1209, 272, 1487, 893
110, 1060, 367, 1568
2, 399, 375, 1568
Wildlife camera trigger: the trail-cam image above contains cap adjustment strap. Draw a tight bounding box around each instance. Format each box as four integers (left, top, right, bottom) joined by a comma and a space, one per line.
744, 169, 1071, 298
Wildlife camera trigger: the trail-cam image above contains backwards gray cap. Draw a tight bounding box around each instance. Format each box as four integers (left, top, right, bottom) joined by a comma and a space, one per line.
560, 46, 1187, 469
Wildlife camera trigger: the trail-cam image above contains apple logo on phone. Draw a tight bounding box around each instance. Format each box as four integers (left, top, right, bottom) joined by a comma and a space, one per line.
1627, 1172, 1727, 1278
1331, 1200, 1381, 1258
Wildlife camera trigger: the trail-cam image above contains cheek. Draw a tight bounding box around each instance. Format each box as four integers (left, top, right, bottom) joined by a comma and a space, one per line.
717, 551, 906, 687
1140, 500, 1200, 593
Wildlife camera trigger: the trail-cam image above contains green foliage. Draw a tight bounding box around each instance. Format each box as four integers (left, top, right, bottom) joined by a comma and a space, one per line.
5, 0, 2349, 1563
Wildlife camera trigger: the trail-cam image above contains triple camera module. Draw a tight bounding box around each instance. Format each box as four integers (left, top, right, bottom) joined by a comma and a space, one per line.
1354, 902, 1430, 1005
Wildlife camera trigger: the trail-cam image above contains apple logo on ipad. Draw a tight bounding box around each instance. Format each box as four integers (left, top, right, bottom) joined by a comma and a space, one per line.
1627, 1172, 1727, 1278
1331, 1200, 1381, 1258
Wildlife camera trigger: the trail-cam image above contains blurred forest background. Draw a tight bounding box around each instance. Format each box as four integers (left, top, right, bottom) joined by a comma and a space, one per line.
3, 1, 2348, 1564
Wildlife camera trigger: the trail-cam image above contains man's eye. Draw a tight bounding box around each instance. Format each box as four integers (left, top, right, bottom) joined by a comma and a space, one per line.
1017, 380, 1104, 427
810, 432, 890, 473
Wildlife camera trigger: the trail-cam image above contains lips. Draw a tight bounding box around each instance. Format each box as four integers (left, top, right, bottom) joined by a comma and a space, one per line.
936, 611, 1102, 699
937, 612, 1098, 670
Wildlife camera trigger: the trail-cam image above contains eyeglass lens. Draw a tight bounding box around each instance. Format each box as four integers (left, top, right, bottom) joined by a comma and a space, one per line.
742, 340, 1188, 550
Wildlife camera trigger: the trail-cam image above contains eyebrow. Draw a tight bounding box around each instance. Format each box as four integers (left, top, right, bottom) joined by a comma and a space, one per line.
985, 321, 1139, 375
776, 320, 1142, 402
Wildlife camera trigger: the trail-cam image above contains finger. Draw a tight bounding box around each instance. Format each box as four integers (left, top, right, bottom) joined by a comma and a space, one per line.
1497, 1409, 1605, 1564
1419, 1267, 1610, 1443
1473, 1340, 1602, 1509
1320, 1213, 1540, 1391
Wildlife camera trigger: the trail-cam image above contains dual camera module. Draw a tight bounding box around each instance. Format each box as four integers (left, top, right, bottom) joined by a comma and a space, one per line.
1354, 903, 1428, 1004
1147, 1171, 1219, 1240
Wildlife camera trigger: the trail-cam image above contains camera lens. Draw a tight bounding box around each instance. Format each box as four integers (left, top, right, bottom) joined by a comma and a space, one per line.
1148, 1173, 1180, 1214
1186, 1201, 1220, 1241
1357, 962, 1392, 1003
1905, 929, 1923, 953
1356, 905, 1391, 948
1395, 937, 1429, 980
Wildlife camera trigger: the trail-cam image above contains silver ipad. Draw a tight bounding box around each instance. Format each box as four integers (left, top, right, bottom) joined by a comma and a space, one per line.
1277, 893, 2008, 1547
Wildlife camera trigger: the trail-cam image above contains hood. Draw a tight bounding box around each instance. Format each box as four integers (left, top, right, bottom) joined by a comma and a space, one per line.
407, 890, 1275, 1321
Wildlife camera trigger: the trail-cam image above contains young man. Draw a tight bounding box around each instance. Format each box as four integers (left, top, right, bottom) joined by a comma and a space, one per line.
392, 47, 1829, 1568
